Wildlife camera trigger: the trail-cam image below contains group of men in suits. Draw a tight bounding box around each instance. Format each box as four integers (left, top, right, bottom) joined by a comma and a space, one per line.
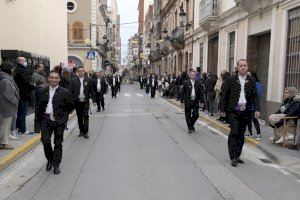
108, 73, 121, 98
36, 66, 110, 174
139, 73, 158, 98
181, 59, 260, 167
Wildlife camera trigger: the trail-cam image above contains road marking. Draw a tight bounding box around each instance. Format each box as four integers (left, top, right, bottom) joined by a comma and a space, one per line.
136, 93, 144, 97
93, 112, 151, 117
124, 93, 131, 97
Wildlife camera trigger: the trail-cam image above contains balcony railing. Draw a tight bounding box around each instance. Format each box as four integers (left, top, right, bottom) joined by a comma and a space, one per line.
199, 0, 220, 24
170, 27, 184, 49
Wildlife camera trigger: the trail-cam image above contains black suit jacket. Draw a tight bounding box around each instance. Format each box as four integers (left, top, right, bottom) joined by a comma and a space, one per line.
149, 77, 158, 88
92, 77, 108, 94
68, 77, 96, 102
108, 77, 119, 87
220, 75, 260, 113
14, 64, 35, 100
181, 80, 202, 103
36, 86, 74, 125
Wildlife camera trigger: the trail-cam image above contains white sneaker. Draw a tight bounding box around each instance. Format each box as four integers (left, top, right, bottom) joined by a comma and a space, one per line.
287, 134, 294, 141
275, 136, 289, 144
24, 130, 34, 135
9, 134, 18, 140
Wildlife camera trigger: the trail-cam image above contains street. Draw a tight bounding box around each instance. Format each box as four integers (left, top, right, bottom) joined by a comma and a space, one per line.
2, 84, 300, 200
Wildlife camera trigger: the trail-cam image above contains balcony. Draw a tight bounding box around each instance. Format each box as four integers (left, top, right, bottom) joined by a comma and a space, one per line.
170, 27, 184, 50
235, 0, 274, 12
199, 0, 220, 31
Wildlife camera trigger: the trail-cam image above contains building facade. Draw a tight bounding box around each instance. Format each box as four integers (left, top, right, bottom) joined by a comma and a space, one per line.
0, 0, 67, 68
192, 0, 300, 120
67, 0, 110, 73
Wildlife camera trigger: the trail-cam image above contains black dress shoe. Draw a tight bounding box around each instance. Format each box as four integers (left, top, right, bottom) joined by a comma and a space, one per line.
191, 127, 195, 132
188, 129, 193, 134
78, 132, 83, 137
102, 107, 105, 111
237, 158, 244, 164
46, 161, 52, 171
53, 167, 60, 175
231, 159, 238, 167
97, 109, 100, 112
83, 134, 89, 139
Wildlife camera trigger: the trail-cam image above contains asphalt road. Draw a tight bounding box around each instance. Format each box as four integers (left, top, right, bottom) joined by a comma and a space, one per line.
4, 84, 300, 200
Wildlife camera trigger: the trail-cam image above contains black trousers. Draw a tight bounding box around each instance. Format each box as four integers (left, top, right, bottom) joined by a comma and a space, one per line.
140, 82, 144, 89
111, 86, 117, 98
118, 84, 121, 92
228, 112, 250, 160
151, 87, 156, 98
247, 112, 261, 134
96, 92, 105, 110
75, 101, 89, 134
185, 100, 200, 130
41, 118, 65, 167
145, 85, 150, 94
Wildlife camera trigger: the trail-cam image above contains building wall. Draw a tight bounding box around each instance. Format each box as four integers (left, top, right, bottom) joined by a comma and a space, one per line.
0, 0, 67, 67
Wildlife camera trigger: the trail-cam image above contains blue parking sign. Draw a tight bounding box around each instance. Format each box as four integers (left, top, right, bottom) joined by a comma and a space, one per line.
87, 51, 97, 60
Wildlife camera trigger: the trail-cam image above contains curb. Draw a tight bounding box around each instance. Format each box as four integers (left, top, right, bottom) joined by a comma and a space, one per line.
0, 112, 77, 173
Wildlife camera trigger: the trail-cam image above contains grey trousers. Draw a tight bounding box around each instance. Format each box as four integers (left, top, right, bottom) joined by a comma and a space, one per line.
0, 115, 13, 145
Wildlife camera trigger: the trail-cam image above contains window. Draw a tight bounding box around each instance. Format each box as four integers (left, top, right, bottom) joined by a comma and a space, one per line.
285, 7, 300, 91
228, 32, 235, 74
67, 23, 70, 42
199, 43, 204, 70
67, 0, 77, 13
73, 22, 84, 41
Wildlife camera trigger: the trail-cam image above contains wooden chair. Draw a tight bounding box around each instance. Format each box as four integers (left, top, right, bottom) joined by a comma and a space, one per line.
274, 116, 298, 148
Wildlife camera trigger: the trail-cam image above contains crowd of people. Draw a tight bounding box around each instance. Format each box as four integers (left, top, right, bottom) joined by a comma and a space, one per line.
138, 59, 300, 166
0, 57, 299, 173
0, 57, 122, 174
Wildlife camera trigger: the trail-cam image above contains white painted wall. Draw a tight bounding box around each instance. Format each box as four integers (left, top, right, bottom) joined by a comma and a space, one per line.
0, 0, 67, 67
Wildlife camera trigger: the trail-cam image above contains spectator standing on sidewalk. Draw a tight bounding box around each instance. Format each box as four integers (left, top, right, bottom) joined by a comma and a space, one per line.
36, 70, 74, 174
218, 71, 231, 123
220, 59, 260, 167
14, 57, 35, 135
205, 73, 217, 116
0, 61, 19, 149
200, 72, 208, 111
32, 63, 47, 134
69, 66, 96, 139
150, 74, 158, 98
181, 70, 202, 134
245, 72, 263, 140
195, 67, 201, 81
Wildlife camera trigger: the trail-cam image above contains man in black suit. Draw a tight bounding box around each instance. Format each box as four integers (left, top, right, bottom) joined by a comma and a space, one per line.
139, 74, 144, 89
181, 70, 202, 133
36, 70, 74, 174
69, 66, 96, 139
109, 74, 119, 98
116, 73, 122, 92
92, 71, 108, 112
150, 74, 157, 98
220, 59, 260, 167
145, 74, 150, 94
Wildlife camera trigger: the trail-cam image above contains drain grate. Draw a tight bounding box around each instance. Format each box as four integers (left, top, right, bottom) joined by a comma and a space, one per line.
259, 159, 272, 164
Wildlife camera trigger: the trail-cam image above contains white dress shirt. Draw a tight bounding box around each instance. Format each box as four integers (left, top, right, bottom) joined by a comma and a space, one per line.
79, 77, 85, 101
97, 78, 101, 92
140, 77, 143, 82
152, 78, 155, 87
113, 78, 116, 86
147, 78, 150, 84
238, 75, 247, 105
45, 85, 59, 120
191, 80, 196, 100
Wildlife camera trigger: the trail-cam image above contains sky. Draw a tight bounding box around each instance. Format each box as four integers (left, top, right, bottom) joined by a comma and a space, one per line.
116, 0, 139, 65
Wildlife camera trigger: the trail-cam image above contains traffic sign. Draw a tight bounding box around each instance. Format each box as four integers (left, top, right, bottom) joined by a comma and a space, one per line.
86, 51, 97, 60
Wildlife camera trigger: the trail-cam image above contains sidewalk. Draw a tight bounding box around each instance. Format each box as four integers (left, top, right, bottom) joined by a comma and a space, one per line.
0, 113, 76, 172
166, 98, 300, 176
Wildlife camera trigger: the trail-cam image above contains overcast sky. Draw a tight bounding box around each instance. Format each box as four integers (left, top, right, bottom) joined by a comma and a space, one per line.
116, 0, 139, 64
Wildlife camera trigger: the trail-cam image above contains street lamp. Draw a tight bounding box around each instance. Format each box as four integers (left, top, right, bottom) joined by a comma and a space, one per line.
179, 9, 187, 27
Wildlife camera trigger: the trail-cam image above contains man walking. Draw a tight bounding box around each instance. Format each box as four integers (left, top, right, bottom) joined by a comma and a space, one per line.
150, 74, 157, 98
181, 71, 202, 133
92, 71, 108, 112
220, 59, 260, 167
139, 74, 144, 89
145, 74, 150, 95
109, 74, 118, 98
14, 57, 35, 135
36, 70, 74, 174
117, 73, 122, 92
69, 66, 96, 139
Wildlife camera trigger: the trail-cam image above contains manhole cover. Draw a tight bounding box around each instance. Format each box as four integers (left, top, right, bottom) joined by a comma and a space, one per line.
259, 159, 272, 164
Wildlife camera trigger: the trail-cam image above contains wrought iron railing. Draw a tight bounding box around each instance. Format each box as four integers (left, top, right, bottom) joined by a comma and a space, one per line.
199, 0, 220, 23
